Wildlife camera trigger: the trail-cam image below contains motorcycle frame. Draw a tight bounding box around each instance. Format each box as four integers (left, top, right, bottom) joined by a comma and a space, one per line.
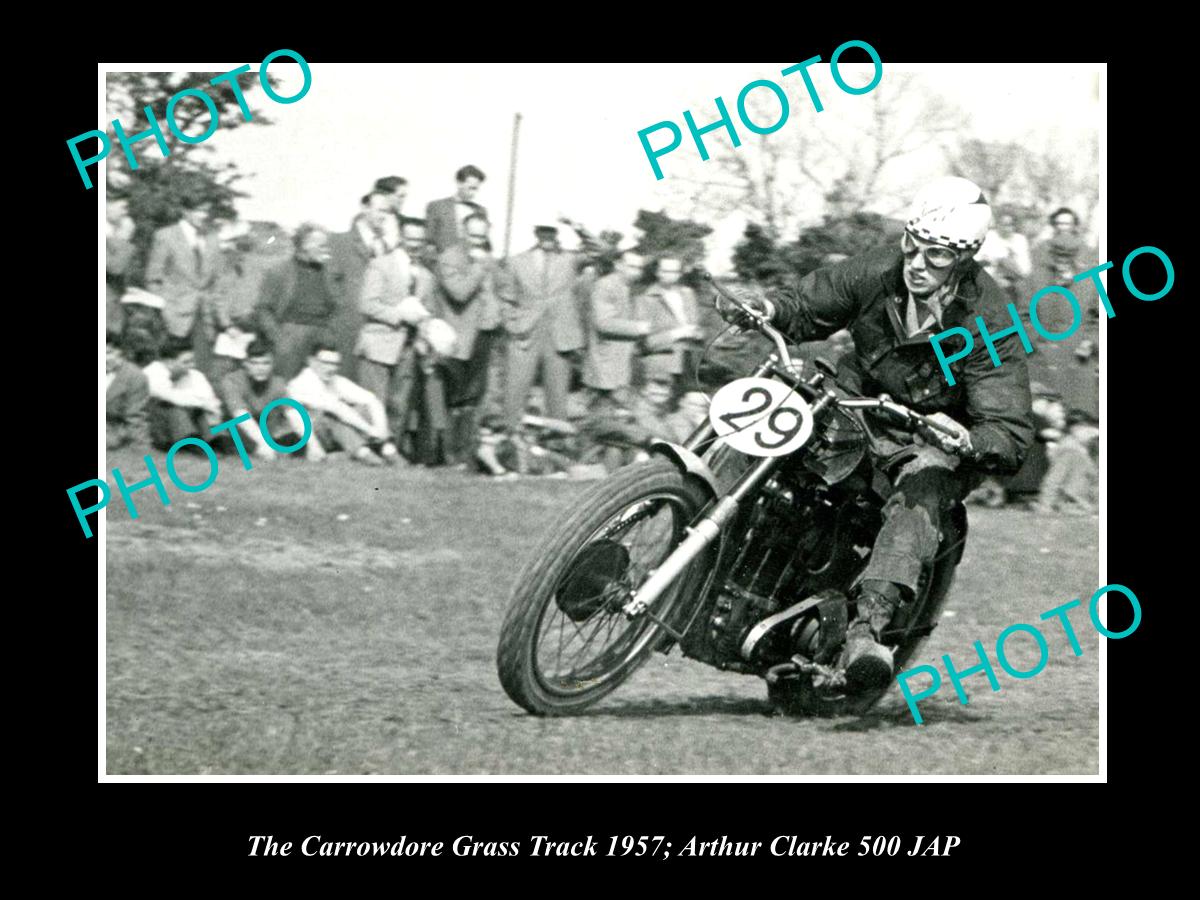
623, 355, 838, 627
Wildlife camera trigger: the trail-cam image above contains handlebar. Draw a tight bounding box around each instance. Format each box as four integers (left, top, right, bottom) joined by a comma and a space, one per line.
702, 273, 966, 447
703, 273, 801, 378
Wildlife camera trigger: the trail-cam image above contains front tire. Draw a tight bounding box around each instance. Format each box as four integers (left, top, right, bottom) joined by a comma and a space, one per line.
497, 459, 716, 715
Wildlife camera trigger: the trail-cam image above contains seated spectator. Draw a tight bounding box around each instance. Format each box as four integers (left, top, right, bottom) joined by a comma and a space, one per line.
106, 333, 150, 450
217, 339, 293, 462
286, 344, 393, 465
119, 288, 168, 364
1035, 408, 1098, 516
144, 338, 222, 450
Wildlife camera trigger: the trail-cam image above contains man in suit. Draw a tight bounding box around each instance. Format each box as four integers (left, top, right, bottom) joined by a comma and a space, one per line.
144, 195, 224, 377
636, 255, 705, 393
254, 223, 346, 381
106, 332, 150, 450
374, 175, 409, 221
328, 193, 397, 375
501, 224, 586, 433
425, 165, 487, 253
582, 250, 652, 413
430, 212, 511, 467
354, 218, 436, 463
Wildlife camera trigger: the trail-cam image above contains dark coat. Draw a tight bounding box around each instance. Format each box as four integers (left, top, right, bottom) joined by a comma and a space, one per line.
106, 360, 150, 449
769, 245, 1034, 474
253, 256, 347, 346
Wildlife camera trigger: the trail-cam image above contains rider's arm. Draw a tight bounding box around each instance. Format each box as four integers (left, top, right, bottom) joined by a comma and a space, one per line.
957, 285, 1037, 475
767, 247, 885, 341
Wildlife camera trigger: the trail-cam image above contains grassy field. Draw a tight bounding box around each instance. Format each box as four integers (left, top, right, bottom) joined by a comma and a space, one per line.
105, 448, 1100, 775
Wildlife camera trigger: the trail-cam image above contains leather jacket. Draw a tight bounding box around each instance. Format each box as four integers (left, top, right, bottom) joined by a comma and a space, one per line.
769, 246, 1034, 475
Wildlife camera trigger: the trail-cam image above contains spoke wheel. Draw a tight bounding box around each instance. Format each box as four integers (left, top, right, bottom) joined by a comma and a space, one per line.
497, 459, 717, 715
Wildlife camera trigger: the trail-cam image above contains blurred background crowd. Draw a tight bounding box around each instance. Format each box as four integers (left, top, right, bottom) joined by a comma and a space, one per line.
102, 66, 1099, 514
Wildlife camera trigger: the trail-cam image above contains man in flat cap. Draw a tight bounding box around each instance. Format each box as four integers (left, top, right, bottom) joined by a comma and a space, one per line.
501, 224, 586, 436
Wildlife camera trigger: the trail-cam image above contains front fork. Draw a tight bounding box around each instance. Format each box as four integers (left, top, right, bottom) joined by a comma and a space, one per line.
620, 367, 837, 629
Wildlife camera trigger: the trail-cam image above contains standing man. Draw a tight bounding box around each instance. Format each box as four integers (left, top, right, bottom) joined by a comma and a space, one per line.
106, 198, 136, 338
425, 165, 487, 253
354, 220, 431, 463
582, 250, 652, 413
502, 224, 586, 434
430, 212, 511, 467
255, 223, 345, 381
636, 256, 705, 393
374, 175, 409, 222
144, 195, 223, 377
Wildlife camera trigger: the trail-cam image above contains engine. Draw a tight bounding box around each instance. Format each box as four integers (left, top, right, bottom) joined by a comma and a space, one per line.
683, 466, 880, 673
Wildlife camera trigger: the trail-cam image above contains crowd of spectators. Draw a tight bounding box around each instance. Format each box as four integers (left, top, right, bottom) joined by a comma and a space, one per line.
105, 165, 710, 478
104, 172, 1098, 509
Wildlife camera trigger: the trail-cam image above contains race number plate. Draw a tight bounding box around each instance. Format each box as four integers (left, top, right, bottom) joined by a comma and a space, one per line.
708, 377, 814, 457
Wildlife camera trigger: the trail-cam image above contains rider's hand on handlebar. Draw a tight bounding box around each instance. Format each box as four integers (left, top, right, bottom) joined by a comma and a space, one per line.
918, 411, 973, 456
715, 287, 776, 331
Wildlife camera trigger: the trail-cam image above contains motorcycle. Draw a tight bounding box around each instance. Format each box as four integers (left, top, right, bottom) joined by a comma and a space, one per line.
496, 275, 969, 717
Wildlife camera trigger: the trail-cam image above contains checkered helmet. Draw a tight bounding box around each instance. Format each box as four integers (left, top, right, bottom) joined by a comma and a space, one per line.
905, 176, 991, 253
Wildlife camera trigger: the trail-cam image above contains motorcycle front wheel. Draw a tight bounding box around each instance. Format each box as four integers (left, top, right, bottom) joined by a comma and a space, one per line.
497, 458, 718, 716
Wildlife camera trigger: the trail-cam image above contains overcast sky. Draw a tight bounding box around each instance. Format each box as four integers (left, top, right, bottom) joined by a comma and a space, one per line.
103, 61, 1102, 269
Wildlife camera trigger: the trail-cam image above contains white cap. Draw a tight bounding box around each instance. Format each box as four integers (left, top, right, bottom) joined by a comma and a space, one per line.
120, 287, 165, 310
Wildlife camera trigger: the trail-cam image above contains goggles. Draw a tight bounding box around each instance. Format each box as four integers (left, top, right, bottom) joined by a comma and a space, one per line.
901, 230, 960, 269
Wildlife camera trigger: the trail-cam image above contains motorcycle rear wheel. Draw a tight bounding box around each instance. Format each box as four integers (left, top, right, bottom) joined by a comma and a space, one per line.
497, 458, 716, 716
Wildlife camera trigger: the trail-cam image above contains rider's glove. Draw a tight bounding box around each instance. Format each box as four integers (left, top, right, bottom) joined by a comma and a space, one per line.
715, 287, 777, 331
919, 411, 973, 456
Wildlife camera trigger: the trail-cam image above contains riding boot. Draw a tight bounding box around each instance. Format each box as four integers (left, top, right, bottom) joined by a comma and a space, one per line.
844, 579, 904, 691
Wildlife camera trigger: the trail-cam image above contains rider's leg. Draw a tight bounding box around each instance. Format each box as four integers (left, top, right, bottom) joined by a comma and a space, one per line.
845, 444, 965, 689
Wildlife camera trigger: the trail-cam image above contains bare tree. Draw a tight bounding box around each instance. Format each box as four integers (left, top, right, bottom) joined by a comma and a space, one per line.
663, 73, 967, 238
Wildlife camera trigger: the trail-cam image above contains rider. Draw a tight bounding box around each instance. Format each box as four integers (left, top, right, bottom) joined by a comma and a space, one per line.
719, 177, 1034, 692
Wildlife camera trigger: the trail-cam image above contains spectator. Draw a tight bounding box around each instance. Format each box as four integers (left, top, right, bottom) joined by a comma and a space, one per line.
1035, 408, 1098, 515
106, 332, 150, 450
119, 288, 168, 364
582, 250, 652, 414
144, 338, 222, 450
354, 218, 432, 463
396, 218, 446, 460
501, 224, 586, 435
286, 344, 391, 466
373, 175, 409, 221
430, 212, 511, 468
1043, 207, 1087, 284
106, 198, 136, 337
144, 194, 224, 377
976, 209, 1032, 302
217, 339, 293, 462
637, 255, 704, 393
255, 223, 345, 380
425, 164, 487, 252
209, 221, 261, 384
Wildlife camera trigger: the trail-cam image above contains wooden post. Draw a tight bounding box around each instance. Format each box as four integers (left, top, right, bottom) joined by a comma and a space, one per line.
504, 112, 521, 259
